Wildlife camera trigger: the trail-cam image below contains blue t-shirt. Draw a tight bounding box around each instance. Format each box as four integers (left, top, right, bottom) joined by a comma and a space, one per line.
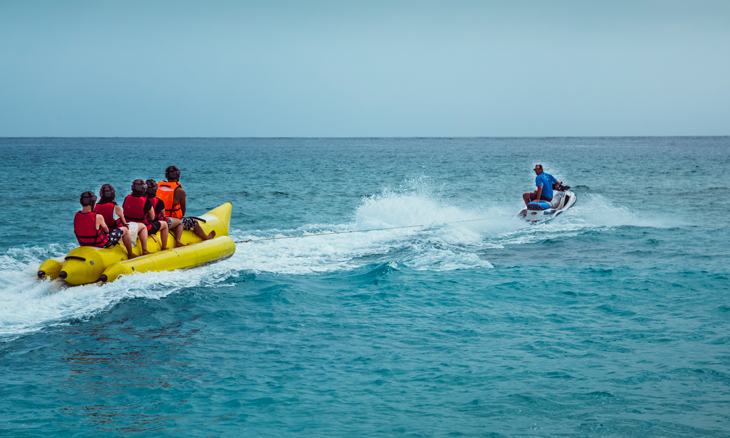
535, 172, 557, 199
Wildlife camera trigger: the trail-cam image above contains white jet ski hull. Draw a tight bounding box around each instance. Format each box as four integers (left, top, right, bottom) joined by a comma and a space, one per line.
518, 191, 577, 223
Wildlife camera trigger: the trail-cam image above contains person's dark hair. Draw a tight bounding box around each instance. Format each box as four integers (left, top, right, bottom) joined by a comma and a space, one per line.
99, 184, 115, 203
165, 166, 180, 181
145, 179, 158, 199
80, 191, 97, 207
131, 179, 147, 196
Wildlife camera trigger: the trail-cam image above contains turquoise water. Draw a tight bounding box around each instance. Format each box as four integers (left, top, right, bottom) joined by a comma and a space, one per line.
1, 137, 729, 437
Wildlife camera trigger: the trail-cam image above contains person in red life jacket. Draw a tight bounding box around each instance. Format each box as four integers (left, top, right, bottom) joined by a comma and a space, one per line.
122, 179, 153, 255
157, 166, 215, 241
145, 179, 182, 248
74, 191, 136, 258
95, 184, 129, 231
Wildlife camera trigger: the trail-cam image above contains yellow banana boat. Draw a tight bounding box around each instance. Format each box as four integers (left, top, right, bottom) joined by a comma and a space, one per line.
37, 203, 235, 285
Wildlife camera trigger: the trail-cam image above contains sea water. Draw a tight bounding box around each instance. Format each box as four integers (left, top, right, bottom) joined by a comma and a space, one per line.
0, 137, 729, 437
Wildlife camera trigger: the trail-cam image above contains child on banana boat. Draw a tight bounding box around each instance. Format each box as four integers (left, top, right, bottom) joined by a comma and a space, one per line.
122, 179, 154, 255
74, 191, 137, 258
157, 165, 215, 241
132, 179, 171, 250
145, 179, 185, 248
72, 167, 212, 255
95, 183, 143, 255
95, 184, 128, 231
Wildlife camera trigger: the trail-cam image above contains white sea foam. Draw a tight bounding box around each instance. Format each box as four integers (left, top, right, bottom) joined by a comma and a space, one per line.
1, 186, 672, 339
0, 186, 496, 338
494, 193, 684, 246
0, 248, 245, 340
229, 184, 505, 275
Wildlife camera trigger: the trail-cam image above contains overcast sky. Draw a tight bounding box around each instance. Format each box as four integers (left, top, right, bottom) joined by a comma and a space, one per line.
1, 0, 728, 137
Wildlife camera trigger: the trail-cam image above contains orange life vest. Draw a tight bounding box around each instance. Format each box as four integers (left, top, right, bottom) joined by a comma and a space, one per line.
157, 181, 182, 219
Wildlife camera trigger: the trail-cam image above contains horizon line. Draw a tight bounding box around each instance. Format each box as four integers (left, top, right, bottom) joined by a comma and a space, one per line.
1, 135, 728, 140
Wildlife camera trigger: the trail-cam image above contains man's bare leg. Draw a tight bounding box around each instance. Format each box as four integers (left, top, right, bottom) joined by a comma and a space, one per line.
169, 218, 184, 247
159, 220, 169, 249
193, 222, 215, 240
122, 228, 137, 259
137, 224, 150, 255
523, 192, 532, 206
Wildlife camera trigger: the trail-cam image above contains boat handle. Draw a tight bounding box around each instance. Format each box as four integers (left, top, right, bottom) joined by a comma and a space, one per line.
64, 256, 87, 262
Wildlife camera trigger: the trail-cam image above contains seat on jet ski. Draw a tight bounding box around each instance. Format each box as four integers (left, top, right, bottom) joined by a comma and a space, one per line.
527, 200, 551, 210
549, 193, 564, 209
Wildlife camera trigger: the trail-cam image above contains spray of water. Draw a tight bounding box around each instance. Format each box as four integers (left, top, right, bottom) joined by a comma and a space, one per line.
0, 182, 672, 339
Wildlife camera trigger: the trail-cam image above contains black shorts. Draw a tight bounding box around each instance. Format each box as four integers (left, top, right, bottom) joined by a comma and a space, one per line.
148, 220, 162, 234
181, 217, 198, 230
103, 228, 124, 248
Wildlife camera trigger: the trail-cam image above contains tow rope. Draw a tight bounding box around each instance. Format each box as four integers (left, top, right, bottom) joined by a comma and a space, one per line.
233, 217, 493, 244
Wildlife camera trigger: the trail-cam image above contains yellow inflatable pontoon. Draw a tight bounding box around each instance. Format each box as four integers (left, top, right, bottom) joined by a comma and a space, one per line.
37, 203, 236, 285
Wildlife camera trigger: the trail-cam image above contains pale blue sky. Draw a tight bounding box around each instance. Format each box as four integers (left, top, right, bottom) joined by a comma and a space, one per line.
1, 0, 728, 136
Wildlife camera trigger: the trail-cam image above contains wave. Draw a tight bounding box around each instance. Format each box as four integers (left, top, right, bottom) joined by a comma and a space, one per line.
494, 193, 686, 246
0, 181, 676, 340
230, 183, 501, 275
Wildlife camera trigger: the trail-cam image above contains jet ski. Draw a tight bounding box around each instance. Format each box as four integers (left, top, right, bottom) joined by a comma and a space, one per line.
518, 183, 577, 223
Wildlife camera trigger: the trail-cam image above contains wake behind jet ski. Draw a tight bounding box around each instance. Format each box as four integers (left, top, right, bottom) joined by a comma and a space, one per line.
518, 164, 577, 223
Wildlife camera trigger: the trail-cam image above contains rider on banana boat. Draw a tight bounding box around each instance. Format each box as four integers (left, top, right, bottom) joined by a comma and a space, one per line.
145, 179, 184, 248
122, 179, 153, 255
74, 191, 136, 258
157, 166, 215, 241
95, 184, 129, 231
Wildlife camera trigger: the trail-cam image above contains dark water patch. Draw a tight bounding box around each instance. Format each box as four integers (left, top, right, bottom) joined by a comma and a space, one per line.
491, 280, 523, 292
208, 309, 241, 320
575, 391, 616, 401
544, 313, 570, 324
248, 284, 299, 305
353, 262, 399, 285
624, 249, 656, 258
586, 267, 614, 276
670, 367, 730, 382
580, 339, 633, 353
543, 371, 575, 379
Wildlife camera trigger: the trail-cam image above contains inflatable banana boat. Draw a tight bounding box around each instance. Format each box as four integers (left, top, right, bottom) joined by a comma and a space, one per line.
37, 203, 236, 285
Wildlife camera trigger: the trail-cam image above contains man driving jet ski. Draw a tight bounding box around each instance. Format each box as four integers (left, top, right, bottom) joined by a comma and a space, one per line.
522, 164, 562, 206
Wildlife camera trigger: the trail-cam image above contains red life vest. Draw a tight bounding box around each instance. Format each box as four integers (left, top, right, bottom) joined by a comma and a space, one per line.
95, 202, 117, 230
74, 211, 109, 247
157, 181, 182, 219
123, 195, 150, 229
150, 197, 166, 222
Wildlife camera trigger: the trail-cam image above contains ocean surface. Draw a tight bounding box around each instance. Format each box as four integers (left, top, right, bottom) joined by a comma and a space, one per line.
1, 137, 729, 437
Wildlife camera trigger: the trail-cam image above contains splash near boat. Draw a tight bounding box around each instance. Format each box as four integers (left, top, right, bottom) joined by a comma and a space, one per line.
37, 203, 235, 285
